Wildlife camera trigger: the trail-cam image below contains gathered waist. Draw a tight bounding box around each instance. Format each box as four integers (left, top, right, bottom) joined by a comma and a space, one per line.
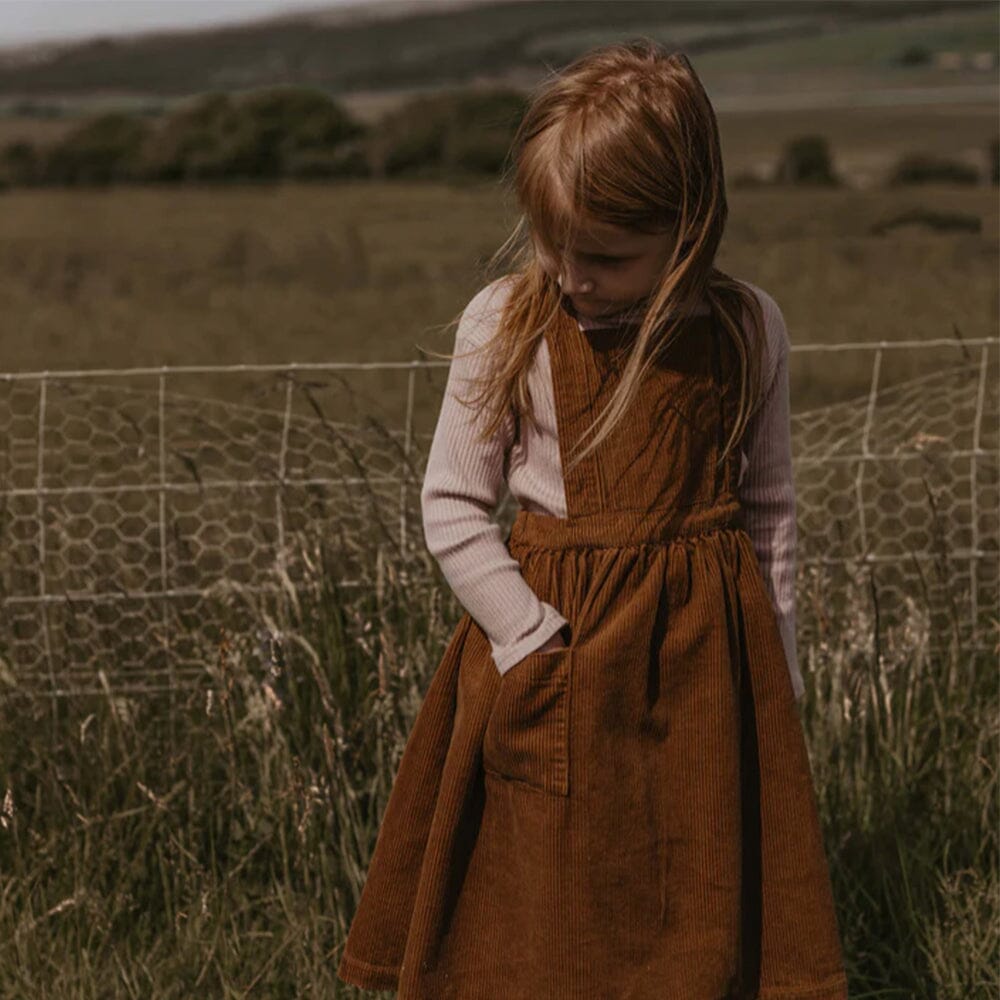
507, 496, 744, 552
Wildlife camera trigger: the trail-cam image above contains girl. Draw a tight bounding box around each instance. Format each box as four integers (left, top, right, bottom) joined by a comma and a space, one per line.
337, 40, 848, 1000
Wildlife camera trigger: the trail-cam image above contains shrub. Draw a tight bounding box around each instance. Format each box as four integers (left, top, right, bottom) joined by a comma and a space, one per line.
895, 44, 932, 66
43, 112, 151, 185
137, 88, 367, 182
0, 140, 42, 187
773, 134, 840, 186
887, 153, 980, 187
372, 87, 526, 179
137, 92, 254, 182
373, 98, 449, 177
283, 140, 371, 180
239, 86, 367, 177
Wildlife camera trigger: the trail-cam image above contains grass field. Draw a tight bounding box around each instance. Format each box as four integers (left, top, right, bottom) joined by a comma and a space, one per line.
0, 455, 996, 997
0, 151, 995, 426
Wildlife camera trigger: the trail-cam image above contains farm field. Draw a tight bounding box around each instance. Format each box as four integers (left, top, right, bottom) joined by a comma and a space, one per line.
0, 104, 996, 434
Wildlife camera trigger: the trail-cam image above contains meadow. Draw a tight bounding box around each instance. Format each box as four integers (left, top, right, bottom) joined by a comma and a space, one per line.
0, 147, 997, 423
0, 450, 995, 997
0, 99, 998, 995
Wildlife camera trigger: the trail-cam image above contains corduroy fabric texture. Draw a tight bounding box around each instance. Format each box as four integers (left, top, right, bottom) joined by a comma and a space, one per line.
337, 304, 848, 999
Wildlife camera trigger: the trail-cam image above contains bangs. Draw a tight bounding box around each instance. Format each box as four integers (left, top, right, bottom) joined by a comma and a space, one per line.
518, 124, 588, 258
518, 117, 674, 259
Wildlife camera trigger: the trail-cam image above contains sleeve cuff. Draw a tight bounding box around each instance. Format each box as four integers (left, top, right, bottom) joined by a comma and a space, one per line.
490, 601, 571, 676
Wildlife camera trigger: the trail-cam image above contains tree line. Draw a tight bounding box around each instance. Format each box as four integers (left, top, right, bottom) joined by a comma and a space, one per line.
1, 84, 996, 190
0, 86, 528, 187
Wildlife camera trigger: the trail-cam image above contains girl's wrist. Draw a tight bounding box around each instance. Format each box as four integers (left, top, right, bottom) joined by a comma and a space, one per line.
538, 623, 572, 652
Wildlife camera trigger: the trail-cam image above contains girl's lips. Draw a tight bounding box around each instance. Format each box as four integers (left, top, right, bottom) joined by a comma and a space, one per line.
563, 294, 609, 317
560, 291, 648, 325
573, 299, 638, 321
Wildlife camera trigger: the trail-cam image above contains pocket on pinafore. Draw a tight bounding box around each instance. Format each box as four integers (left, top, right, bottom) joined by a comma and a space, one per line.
482, 643, 573, 797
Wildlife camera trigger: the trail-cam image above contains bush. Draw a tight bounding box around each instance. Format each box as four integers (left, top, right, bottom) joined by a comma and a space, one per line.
773, 134, 840, 186
374, 99, 448, 177
447, 124, 514, 175
372, 87, 526, 179
239, 86, 367, 177
0, 140, 42, 187
137, 92, 253, 182
283, 141, 371, 180
43, 112, 151, 185
895, 44, 932, 66
1, 85, 522, 188
137, 88, 368, 183
887, 153, 980, 187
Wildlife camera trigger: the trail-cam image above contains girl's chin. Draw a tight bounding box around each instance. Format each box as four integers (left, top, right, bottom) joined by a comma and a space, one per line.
574, 299, 645, 321
563, 295, 621, 316
558, 290, 654, 325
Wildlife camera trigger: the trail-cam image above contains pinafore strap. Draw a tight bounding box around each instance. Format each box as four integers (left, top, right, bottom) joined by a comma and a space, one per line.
538, 304, 742, 540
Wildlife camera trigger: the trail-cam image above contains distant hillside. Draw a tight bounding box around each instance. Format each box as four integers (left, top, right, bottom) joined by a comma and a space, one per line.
0, 0, 990, 103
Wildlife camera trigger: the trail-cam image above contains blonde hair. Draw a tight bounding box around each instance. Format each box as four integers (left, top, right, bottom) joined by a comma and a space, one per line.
425, 38, 768, 477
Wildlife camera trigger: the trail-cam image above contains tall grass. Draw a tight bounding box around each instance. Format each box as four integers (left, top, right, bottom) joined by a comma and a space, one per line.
803, 553, 998, 996
0, 485, 996, 997
0, 521, 449, 997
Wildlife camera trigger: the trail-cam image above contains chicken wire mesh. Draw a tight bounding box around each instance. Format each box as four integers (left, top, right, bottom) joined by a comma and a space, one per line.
1, 337, 997, 698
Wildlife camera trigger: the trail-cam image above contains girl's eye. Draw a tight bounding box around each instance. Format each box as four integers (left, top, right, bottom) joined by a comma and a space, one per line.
538, 241, 631, 268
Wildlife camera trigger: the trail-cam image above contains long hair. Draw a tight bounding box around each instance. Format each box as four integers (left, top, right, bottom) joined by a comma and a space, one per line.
424, 38, 769, 477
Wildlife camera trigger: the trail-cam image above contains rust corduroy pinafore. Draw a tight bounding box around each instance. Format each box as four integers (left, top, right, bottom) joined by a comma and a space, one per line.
337, 305, 848, 999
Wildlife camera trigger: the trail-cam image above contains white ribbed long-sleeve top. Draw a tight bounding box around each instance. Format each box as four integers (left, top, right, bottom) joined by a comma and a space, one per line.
420, 275, 803, 702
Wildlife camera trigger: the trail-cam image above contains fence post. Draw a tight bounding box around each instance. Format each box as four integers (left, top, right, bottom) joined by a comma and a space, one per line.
855, 344, 882, 560
970, 343, 990, 650
158, 370, 176, 742
277, 370, 294, 578
36, 377, 55, 715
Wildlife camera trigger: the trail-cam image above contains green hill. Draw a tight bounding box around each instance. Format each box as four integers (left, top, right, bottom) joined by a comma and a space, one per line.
0, 0, 990, 106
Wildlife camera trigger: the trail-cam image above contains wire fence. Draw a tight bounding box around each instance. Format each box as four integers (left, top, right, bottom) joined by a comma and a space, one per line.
1, 336, 997, 698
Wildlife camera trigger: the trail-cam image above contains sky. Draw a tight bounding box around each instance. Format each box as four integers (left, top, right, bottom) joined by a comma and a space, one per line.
0, 0, 375, 48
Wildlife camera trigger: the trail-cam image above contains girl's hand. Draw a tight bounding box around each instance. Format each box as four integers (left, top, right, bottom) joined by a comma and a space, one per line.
502, 625, 571, 677
535, 623, 572, 654
502, 625, 572, 677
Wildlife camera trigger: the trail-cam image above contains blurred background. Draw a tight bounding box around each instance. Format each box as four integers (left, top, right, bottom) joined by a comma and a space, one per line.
0, 0, 996, 376
0, 2, 997, 997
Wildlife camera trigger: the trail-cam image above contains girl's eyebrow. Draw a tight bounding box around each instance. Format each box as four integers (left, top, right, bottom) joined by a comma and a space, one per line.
578, 250, 635, 260
553, 236, 642, 257
554, 242, 634, 257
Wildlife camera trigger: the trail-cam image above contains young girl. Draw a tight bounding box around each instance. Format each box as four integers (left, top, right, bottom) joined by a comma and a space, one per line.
337, 40, 848, 1000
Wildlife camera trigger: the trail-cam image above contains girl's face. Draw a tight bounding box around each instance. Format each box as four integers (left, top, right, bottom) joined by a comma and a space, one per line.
535, 217, 678, 321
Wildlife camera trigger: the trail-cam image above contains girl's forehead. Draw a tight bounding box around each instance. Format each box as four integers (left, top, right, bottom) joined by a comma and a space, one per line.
525, 147, 674, 252
541, 218, 665, 253
572, 219, 650, 247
